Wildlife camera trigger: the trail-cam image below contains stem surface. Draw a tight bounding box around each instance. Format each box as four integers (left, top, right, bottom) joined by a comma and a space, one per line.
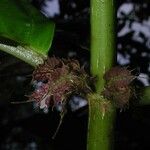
90, 0, 116, 91
139, 86, 150, 105
87, 94, 115, 150
0, 44, 45, 67
88, 0, 116, 150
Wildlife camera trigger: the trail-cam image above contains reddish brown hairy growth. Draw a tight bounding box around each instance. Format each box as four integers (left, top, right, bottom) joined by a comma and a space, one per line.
102, 67, 135, 108
29, 57, 92, 111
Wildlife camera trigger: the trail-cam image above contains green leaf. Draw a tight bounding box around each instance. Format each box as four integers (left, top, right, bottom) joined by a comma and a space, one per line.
0, 0, 55, 66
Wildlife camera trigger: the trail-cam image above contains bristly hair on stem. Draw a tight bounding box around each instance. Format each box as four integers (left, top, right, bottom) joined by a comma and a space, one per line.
102, 66, 136, 108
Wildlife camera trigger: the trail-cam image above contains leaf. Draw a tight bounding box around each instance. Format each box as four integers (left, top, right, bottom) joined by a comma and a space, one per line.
0, 0, 55, 66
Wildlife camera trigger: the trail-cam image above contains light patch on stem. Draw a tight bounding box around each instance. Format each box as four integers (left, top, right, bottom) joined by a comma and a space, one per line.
87, 93, 112, 119
0, 43, 46, 67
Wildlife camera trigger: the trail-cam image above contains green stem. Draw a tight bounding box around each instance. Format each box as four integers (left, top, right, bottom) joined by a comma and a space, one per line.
139, 86, 150, 105
90, 0, 116, 92
88, 0, 116, 150
87, 94, 115, 150
0, 44, 46, 67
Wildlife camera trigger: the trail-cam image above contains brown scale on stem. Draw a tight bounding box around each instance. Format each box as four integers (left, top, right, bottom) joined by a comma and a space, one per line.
30, 56, 93, 111
29, 57, 94, 138
102, 66, 136, 108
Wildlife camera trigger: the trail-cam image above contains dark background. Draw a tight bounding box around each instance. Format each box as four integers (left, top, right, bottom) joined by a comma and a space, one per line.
0, 0, 150, 149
